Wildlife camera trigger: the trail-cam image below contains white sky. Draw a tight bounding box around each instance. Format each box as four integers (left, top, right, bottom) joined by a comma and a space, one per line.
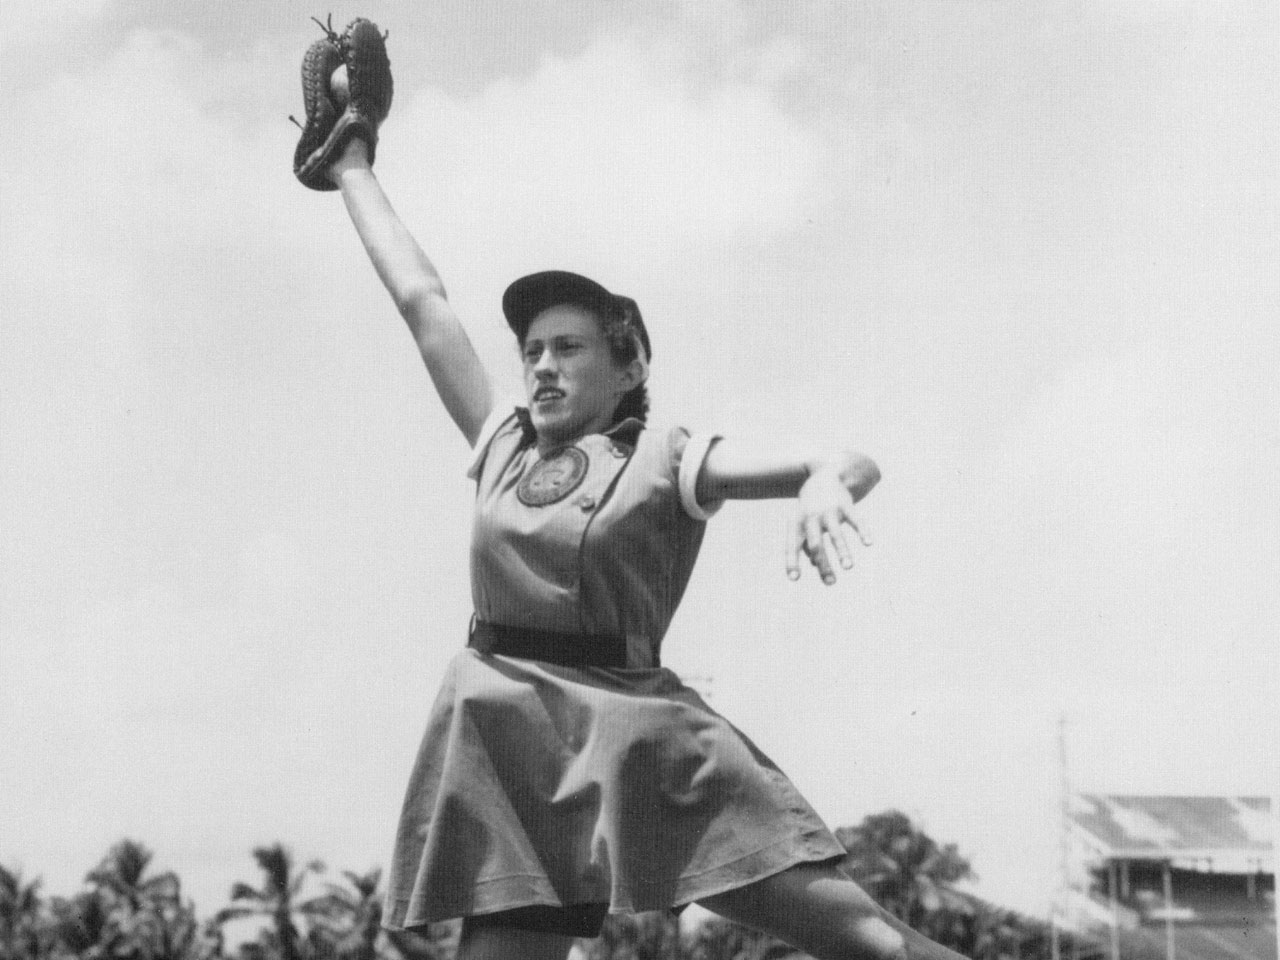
3, 0, 1277, 923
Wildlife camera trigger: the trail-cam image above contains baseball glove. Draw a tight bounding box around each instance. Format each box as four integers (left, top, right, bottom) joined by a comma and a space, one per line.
293, 16, 394, 191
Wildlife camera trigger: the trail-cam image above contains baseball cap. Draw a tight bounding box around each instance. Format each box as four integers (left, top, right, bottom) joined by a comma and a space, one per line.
502, 271, 651, 361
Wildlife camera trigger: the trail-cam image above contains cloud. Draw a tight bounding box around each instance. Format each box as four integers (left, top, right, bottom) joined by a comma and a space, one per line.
3, 0, 111, 50
377, 33, 821, 285
1011, 346, 1279, 551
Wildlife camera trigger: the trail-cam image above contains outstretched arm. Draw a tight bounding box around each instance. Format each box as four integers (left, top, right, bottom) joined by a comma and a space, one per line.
695, 439, 881, 585
328, 140, 494, 445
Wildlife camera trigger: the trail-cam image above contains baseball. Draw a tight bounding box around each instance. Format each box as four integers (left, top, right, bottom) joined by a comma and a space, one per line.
330, 65, 350, 105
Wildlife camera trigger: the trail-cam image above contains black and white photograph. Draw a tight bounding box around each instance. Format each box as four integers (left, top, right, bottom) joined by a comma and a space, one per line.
2, 2, 1276, 958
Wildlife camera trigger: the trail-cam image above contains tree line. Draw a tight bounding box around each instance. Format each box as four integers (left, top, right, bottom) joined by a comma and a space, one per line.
1, 811, 1088, 960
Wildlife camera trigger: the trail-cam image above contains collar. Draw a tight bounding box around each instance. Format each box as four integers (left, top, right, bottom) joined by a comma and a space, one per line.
514, 408, 645, 449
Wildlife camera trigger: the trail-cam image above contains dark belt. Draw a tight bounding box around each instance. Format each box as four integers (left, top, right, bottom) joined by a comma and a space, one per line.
468, 619, 637, 668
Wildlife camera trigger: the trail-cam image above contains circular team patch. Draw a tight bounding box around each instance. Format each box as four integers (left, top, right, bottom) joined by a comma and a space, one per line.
517, 446, 589, 507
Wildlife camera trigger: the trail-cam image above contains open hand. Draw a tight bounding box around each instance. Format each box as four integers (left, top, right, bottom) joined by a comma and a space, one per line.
786, 467, 872, 585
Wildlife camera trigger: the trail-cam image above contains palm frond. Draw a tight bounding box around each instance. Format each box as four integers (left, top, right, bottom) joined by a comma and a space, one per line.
214, 904, 263, 925
344, 867, 382, 898
88, 840, 154, 891
139, 871, 181, 903
229, 882, 266, 903
251, 844, 294, 895
298, 893, 346, 918
284, 858, 325, 900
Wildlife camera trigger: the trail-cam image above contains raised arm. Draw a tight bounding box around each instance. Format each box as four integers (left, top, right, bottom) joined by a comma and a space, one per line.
328, 140, 494, 445
695, 438, 881, 585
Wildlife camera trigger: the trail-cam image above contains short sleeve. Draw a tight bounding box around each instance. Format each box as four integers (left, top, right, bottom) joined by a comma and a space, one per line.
466, 402, 521, 481
676, 431, 724, 521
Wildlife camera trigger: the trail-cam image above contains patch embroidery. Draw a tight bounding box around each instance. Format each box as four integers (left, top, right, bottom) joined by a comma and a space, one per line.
517, 446, 589, 507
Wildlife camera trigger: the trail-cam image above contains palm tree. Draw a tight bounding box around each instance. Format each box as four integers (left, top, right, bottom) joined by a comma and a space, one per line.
304, 868, 383, 960
87, 841, 181, 915
0, 864, 48, 960
78, 839, 210, 960
216, 844, 325, 960
47, 889, 117, 960
835, 810, 973, 932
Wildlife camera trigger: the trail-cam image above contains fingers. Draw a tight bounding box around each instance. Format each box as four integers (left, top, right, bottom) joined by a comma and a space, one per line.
804, 515, 837, 585
846, 512, 873, 548
785, 519, 803, 581
827, 509, 854, 572
787, 508, 871, 585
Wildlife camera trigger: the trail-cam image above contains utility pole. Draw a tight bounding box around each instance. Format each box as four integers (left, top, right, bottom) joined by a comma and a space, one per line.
1272, 791, 1278, 960
1052, 714, 1071, 960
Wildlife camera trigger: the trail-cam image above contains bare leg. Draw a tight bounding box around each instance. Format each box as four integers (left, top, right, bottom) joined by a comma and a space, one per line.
699, 863, 966, 960
456, 920, 576, 960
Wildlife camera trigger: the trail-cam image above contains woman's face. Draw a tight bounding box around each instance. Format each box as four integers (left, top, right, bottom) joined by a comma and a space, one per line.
522, 304, 637, 447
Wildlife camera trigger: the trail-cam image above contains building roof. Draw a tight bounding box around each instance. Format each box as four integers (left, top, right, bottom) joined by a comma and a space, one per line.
1070, 795, 1273, 864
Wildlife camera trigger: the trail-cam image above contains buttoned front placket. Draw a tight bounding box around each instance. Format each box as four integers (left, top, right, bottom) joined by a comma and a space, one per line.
470, 417, 641, 634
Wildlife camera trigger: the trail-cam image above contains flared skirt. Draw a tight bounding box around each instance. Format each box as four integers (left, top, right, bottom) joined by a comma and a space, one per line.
383, 649, 844, 929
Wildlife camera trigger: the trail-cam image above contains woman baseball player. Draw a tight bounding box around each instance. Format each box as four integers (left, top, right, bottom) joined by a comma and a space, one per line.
295, 20, 966, 960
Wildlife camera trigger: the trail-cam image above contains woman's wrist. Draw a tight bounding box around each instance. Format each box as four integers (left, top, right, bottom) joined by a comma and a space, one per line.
801, 451, 848, 483
803, 449, 880, 502
327, 137, 373, 185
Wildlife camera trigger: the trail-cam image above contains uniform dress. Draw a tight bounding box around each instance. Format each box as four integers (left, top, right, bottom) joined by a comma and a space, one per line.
382, 405, 845, 937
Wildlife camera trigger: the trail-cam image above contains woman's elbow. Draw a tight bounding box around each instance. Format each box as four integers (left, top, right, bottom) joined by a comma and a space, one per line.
395, 282, 450, 335
393, 278, 447, 320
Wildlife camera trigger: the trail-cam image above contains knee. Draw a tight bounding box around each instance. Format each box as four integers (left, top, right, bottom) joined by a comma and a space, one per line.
810, 913, 906, 960
849, 915, 907, 960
